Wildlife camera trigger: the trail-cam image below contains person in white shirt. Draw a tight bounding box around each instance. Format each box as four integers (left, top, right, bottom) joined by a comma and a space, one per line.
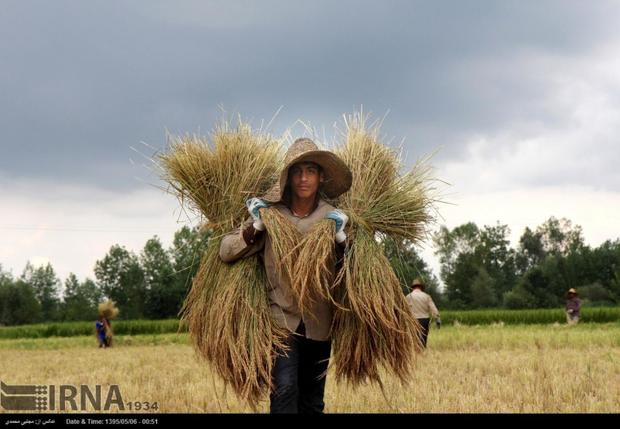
405, 278, 441, 348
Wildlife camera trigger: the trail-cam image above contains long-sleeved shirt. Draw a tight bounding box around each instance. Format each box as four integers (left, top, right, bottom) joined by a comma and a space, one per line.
566, 297, 581, 316
405, 289, 440, 319
219, 198, 343, 341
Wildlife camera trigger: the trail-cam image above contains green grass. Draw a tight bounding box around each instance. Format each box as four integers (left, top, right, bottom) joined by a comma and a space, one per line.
1, 324, 618, 351
0, 307, 618, 340
441, 307, 620, 325
0, 319, 186, 339
0, 332, 190, 350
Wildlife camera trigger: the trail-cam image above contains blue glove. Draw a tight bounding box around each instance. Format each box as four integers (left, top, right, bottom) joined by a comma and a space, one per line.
325, 209, 348, 243
246, 198, 269, 231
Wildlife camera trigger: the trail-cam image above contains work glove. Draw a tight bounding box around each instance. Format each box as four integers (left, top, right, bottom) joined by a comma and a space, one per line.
325, 210, 348, 244
435, 317, 442, 329
246, 197, 269, 231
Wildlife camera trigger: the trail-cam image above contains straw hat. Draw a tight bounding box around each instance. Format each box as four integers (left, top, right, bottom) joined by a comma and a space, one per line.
411, 278, 425, 290
262, 138, 352, 203
567, 288, 578, 295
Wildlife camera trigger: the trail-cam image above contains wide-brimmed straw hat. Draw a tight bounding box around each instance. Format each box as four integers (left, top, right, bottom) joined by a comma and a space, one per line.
262, 138, 352, 203
411, 278, 425, 289
567, 288, 578, 295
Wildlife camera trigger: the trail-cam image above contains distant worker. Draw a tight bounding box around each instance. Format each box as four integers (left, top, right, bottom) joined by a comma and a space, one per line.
405, 278, 441, 349
95, 315, 109, 348
565, 288, 581, 325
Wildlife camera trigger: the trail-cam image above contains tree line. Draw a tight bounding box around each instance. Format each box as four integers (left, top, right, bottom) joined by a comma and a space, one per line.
0, 226, 209, 325
429, 216, 620, 309
1, 216, 618, 326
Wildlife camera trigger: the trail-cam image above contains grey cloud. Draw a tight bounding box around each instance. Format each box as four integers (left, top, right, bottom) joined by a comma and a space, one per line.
1, 0, 619, 190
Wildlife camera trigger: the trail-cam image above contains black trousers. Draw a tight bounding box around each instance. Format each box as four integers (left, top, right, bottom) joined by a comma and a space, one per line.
270, 321, 332, 414
417, 318, 430, 348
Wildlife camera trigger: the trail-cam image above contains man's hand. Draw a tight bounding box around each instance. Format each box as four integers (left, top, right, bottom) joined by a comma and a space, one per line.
435, 317, 442, 329
246, 197, 269, 231
325, 210, 348, 244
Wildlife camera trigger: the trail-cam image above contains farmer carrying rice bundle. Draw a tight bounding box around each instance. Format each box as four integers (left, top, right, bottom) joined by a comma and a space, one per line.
219, 137, 351, 413
158, 112, 436, 413
96, 300, 118, 348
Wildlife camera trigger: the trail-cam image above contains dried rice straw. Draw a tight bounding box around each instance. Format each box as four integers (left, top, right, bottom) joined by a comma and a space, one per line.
159, 118, 288, 407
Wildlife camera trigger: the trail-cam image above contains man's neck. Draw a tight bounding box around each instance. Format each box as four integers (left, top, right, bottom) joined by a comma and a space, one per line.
290, 194, 319, 218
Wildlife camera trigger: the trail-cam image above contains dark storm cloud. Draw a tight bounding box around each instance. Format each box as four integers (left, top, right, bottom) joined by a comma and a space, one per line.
1, 0, 619, 189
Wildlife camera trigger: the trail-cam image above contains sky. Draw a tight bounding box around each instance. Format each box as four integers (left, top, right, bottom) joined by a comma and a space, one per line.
2, 0, 620, 287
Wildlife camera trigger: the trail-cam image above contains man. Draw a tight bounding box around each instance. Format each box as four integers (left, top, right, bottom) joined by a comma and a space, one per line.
95, 315, 112, 348
405, 278, 441, 349
565, 288, 581, 325
219, 138, 352, 414
95, 315, 107, 348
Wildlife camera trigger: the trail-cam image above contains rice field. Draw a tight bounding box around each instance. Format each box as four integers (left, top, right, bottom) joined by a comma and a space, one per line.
1, 307, 618, 339
1, 323, 619, 413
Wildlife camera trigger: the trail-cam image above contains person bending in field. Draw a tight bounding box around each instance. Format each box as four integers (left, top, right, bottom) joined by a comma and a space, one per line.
219, 138, 352, 414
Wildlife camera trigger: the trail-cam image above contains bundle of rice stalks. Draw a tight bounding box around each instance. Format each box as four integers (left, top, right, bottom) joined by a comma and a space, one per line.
291, 220, 339, 311
159, 118, 288, 407
159, 120, 281, 234
329, 111, 435, 386
260, 208, 302, 288
332, 229, 423, 385
181, 238, 288, 407
98, 300, 119, 320
261, 208, 339, 313
335, 113, 435, 242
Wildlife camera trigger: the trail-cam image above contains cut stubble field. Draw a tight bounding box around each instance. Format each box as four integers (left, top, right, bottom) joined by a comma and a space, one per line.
1, 323, 619, 413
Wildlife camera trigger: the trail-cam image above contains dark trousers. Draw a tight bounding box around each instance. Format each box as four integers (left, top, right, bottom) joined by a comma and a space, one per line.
417, 318, 430, 348
270, 321, 332, 414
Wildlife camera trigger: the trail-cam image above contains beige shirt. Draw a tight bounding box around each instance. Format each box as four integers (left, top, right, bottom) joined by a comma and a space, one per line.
405, 289, 440, 319
219, 199, 342, 341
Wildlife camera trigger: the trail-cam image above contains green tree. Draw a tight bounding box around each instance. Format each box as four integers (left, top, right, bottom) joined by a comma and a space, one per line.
477, 223, 517, 301
516, 265, 558, 308
62, 273, 101, 321
21, 262, 61, 321
383, 236, 443, 306
537, 217, 584, 256
503, 283, 537, 309
434, 222, 515, 308
0, 281, 41, 326
515, 227, 545, 275
141, 236, 176, 319
578, 282, 615, 306
169, 226, 211, 317
94, 245, 145, 319
470, 267, 497, 308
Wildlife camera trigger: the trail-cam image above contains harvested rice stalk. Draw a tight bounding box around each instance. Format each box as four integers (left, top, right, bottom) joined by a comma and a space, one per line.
180, 238, 288, 408
329, 111, 430, 386
98, 300, 119, 320
291, 219, 338, 311
160, 118, 287, 406
158, 121, 281, 234
262, 209, 341, 315
260, 207, 302, 287
335, 112, 435, 242
332, 228, 423, 386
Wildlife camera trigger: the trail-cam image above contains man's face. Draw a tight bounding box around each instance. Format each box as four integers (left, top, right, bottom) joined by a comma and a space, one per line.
289, 162, 324, 200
